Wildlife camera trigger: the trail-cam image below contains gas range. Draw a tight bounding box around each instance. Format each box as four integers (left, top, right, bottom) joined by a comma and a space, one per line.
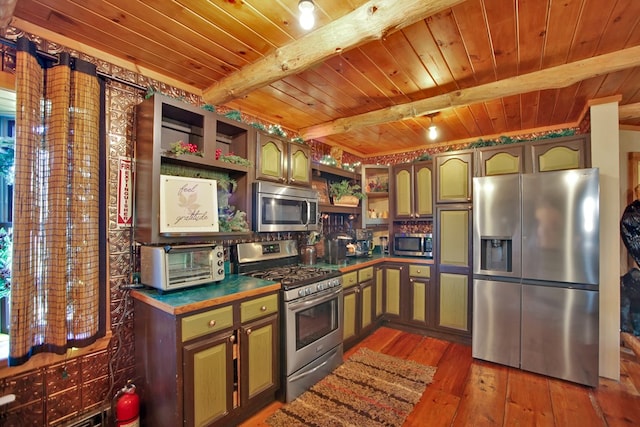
234, 239, 344, 403
234, 240, 342, 298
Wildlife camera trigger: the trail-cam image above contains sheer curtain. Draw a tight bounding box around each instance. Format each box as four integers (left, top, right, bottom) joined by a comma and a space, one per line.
9, 37, 105, 365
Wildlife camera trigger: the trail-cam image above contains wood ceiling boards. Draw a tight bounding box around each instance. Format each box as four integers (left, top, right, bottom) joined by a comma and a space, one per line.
9, 0, 640, 157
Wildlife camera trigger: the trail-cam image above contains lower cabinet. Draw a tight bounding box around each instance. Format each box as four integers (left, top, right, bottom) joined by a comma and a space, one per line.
382, 263, 405, 320
134, 292, 280, 427
343, 266, 377, 349
408, 264, 434, 328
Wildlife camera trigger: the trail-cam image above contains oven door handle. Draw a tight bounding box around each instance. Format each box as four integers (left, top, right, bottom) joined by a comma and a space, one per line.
288, 347, 340, 382
286, 287, 342, 311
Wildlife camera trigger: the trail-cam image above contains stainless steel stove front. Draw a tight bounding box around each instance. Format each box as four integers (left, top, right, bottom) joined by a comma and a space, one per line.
282, 277, 344, 402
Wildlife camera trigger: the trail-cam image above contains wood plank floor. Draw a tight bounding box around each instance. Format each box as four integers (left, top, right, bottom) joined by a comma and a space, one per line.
241, 326, 640, 426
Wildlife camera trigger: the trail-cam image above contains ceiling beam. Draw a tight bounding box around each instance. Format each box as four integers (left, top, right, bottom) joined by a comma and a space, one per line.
201, 0, 465, 106
619, 102, 640, 121
300, 45, 640, 140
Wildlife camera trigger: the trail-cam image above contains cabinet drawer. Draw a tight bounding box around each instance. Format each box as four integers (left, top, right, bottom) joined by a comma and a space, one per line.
342, 271, 358, 288
241, 293, 278, 323
182, 305, 234, 342
358, 267, 374, 282
409, 265, 431, 278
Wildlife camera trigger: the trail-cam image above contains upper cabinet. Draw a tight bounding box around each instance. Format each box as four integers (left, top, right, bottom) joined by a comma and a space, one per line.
477, 145, 525, 176
255, 132, 311, 187
135, 93, 254, 243
435, 151, 473, 204
391, 161, 433, 220
530, 135, 591, 172
361, 165, 390, 228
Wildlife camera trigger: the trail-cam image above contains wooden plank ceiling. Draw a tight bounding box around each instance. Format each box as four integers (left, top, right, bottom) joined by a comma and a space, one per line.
10, 0, 640, 157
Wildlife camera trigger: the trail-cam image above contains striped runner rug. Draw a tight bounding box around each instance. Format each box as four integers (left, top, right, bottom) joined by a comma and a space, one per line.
266, 347, 437, 426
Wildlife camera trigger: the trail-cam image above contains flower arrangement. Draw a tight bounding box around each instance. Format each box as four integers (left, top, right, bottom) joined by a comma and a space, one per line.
168, 140, 203, 157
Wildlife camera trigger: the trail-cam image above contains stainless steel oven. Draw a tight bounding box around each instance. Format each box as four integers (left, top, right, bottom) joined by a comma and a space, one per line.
235, 240, 343, 403
282, 277, 343, 402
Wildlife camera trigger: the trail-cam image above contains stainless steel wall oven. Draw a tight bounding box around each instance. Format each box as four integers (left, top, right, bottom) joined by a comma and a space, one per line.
235, 240, 343, 402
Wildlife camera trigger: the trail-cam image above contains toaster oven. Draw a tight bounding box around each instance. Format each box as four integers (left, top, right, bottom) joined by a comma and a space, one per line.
140, 244, 225, 291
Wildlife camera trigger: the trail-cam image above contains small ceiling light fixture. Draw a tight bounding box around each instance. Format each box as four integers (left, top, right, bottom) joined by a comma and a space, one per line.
427, 114, 438, 140
298, 0, 316, 31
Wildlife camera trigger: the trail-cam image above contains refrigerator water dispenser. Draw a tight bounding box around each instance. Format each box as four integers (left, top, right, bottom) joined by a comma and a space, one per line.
480, 237, 512, 272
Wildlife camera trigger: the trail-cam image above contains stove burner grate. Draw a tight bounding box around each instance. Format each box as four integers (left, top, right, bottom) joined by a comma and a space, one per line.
246, 265, 340, 288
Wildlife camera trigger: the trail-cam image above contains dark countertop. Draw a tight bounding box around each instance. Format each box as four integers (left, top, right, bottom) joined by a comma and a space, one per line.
317, 254, 434, 272
131, 275, 281, 315
131, 254, 434, 315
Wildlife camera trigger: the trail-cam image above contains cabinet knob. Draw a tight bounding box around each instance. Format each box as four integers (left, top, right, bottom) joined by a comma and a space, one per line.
290, 178, 296, 182
208, 320, 216, 328
246, 328, 252, 335
416, 269, 421, 273
355, 288, 360, 293
260, 305, 267, 312
229, 335, 235, 343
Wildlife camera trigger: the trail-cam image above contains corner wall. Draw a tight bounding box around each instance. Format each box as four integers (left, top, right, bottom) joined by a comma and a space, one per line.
590, 102, 620, 380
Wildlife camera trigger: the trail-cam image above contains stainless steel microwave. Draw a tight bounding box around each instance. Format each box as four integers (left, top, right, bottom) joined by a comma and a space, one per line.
393, 233, 433, 258
253, 181, 319, 232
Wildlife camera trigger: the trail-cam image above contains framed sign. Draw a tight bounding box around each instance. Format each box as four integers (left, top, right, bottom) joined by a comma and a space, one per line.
312, 178, 330, 204
159, 175, 219, 233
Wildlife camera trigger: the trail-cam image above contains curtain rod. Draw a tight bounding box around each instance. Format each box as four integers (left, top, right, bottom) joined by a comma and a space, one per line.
0, 37, 147, 92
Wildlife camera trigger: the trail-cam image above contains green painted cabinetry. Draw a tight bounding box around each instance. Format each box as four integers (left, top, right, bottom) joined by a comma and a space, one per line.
435, 205, 472, 335
134, 291, 280, 427
435, 151, 473, 204
256, 132, 311, 186
343, 266, 378, 350
392, 161, 433, 220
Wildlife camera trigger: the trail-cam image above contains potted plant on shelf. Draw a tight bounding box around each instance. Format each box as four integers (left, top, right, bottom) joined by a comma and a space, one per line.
329, 180, 364, 207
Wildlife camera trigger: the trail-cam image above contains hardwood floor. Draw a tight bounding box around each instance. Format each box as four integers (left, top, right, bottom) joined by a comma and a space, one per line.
241, 326, 640, 426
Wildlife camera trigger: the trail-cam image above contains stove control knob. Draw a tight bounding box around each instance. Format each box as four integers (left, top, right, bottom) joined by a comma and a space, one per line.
298, 289, 306, 297
305, 288, 312, 296
317, 283, 324, 291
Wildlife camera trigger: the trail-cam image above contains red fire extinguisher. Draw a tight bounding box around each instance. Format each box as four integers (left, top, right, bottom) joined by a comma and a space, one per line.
114, 382, 140, 427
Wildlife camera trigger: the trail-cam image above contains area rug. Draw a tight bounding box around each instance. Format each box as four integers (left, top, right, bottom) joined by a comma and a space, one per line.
266, 347, 437, 426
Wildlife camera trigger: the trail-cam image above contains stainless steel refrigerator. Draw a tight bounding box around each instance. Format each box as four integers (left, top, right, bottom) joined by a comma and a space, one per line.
472, 168, 599, 386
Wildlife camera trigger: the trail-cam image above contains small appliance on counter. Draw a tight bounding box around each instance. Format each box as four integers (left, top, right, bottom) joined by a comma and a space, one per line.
350, 228, 373, 258
140, 244, 225, 292
325, 232, 350, 264
379, 236, 389, 254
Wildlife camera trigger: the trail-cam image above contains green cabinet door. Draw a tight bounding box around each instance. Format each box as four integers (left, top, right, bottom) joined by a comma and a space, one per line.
414, 163, 433, 217
394, 167, 413, 218
343, 286, 358, 341
241, 314, 279, 404
361, 280, 373, 331
289, 143, 311, 185
375, 267, 384, 318
438, 272, 469, 331
439, 208, 470, 267
385, 266, 402, 317
184, 334, 234, 427
256, 137, 285, 182
436, 152, 473, 203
